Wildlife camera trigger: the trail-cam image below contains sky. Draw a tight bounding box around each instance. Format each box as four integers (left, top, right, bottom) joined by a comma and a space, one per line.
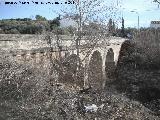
122, 0, 160, 28
0, 0, 160, 28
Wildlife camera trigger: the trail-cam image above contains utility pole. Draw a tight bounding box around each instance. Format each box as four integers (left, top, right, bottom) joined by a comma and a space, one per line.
130, 10, 139, 31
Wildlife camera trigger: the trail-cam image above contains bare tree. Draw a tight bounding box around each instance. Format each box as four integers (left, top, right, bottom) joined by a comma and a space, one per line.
45, 0, 121, 87
60, 0, 121, 70
43, 29, 64, 87
153, 0, 160, 4
153, 0, 160, 7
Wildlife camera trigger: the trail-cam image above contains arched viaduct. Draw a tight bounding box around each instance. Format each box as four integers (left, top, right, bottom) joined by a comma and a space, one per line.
0, 34, 127, 89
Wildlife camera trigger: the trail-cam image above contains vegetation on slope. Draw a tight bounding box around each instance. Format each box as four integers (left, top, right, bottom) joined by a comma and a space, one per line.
0, 51, 159, 119
114, 29, 160, 116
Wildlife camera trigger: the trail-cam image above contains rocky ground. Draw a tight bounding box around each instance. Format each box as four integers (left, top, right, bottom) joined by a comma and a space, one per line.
1, 80, 160, 120
113, 68, 160, 118
1, 85, 160, 120
0, 52, 160, 120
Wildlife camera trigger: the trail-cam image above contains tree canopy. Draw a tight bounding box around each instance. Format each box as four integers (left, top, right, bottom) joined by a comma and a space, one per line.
35, 15, 47, 21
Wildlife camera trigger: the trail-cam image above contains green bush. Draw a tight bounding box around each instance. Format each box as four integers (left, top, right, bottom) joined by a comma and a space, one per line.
0, 19, 48, 34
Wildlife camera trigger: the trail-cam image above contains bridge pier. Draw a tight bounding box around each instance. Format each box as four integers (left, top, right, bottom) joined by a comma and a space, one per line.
83, 57, 90, 88
30, 52, 36, 67
102, 57, 107, 89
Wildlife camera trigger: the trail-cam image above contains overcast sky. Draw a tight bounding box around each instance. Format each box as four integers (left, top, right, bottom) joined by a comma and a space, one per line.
0, 0, 160, 28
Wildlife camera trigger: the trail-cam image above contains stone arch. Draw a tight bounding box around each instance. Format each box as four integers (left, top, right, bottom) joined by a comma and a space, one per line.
88, 48, 103, 62
105, 48, 115, 79
116, 40, 133, 68
109, 40, 127, 65
88, 50, 103, 89
63, 54, 80, 74
61, 54, 84, 87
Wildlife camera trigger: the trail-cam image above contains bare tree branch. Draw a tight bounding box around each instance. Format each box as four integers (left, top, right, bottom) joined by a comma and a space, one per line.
153, 0, 160, 4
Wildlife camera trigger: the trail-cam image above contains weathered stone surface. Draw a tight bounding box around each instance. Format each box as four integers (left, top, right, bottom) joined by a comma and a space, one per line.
0, 34, 127, 89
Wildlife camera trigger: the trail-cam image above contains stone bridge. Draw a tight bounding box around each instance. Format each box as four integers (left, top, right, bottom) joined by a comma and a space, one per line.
0, 34, 127, 89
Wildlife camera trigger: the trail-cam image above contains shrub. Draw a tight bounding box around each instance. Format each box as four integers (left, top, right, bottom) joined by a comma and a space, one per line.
0, 54, 49, 119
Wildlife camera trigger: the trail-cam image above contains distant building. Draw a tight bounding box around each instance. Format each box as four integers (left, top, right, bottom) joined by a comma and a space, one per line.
59, 18, 78, 28
150, 21, 160, 29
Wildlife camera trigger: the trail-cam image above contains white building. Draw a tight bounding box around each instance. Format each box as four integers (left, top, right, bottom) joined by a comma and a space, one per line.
150, 21, 160, 29
59, 18, 78, 28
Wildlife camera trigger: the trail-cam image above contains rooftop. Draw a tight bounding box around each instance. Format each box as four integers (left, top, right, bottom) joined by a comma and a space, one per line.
151, 21, 160, 24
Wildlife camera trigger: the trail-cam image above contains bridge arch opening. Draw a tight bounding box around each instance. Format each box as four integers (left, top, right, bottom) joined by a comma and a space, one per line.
105, 48, 115, 79
88, 50, 103, 88
60, 54, 84, 87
